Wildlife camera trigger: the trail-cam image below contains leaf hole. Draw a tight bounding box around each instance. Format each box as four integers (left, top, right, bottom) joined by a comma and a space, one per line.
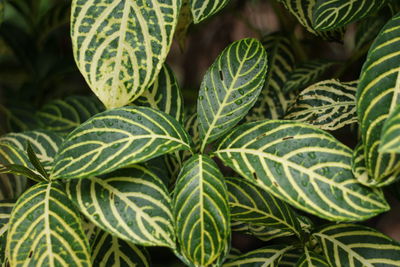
272, 181, 279, 187
28, 251, 33, 258
252, 172, 258, 180
110, 192, 114, 200
282, 136, 294, 140
219, 70, 224, 81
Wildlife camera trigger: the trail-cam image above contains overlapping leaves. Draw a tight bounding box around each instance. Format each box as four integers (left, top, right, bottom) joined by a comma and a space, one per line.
7, 182, 91, 266
172, 155, 230, 266
314, 224, 400, 266
380, 104, 400, 153
356, 12, 400, 186
51, 106, 191, 179
215, 120, 389, 221
285, 79, 357, 130
197, 38, 268, 152
71, 0, 181, 108
66, 166, 176, 248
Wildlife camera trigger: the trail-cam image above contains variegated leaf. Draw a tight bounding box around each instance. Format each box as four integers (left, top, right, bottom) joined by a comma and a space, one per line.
51, 106, 191, 180
197, 38, 268, 152
355, 14, 387, 51
314, 224, 400, 266
0, 201, 13, 265
0, 105, 40, 133
351, 141, 369, 185
71, 0, 181, 109
223, 245, 294, 267
7, 182, 91, 266
246, 33, 295, 121
283, 60, 336, 94
226, 177, 302, 238
295, 248, 329, 267
285, 79, 358, 130
175, 0, 192, 49
280, 251, 303, 267
0, 130, 63, 171
91, 229, 151, 267
134, 64, 184, 123
313, 0, 387, 31
277, 0, 344, 41
172, 155, 230, 266
190, 0, 230, 23
66, 166, 175, 248
356, 12, 400, 186
380, 104, 400, 152
36, 96, 105, 135
231, 221, 294, 242
215, 120, 389, 221
0, 173, 27, 201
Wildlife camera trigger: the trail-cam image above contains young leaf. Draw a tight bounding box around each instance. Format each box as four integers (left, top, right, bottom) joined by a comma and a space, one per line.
172, 155, 230, 266
65, 166, 176, 248
356, 12, 400, 186
190, 0, 230, 23
0, 164, 45, 183
91, 229, 151, 267
223, 245, 294, 267
7, 182, 91, 266
197, 38, 268, 152
215, 120, 389, 221
134, 64, 184, 124
0, 130, 63, 172
283, 60, 336, 94
36, 96, 105, 135
295, 248, 330, 267
246, 33, 295, 121
277, 0, 344, 41
313, 224, 400, 266
51, 106, 191, 180
26, 142, 48, 179
226, 176, 302, 238
285, 79, 357, 130
313, 0, 386, 31
380, 104, 400, 152
71, 0, 181, 109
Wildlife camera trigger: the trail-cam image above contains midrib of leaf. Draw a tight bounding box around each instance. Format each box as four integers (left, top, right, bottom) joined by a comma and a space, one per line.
110, 2, 130, 95
316, 0, 356, 27
315, 232, 374, 267
298, 101, 354, 112
200, 45, 254, 152
389, 70, 400, 113
217, 148, 385, 210
112, 236, 120, 267
230, 202, 299, 235
199, 156, 205, 265
44, 183, 55, 267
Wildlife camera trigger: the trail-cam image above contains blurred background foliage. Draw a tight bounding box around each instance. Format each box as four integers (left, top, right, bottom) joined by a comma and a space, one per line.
0, 0, 399, 265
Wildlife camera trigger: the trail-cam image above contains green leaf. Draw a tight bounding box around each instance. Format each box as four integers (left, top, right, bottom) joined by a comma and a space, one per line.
36, 96, 105, 135
231, 221, 294, 242
223, 245, 294, 267
215, 120, 389, 221
197, 38, 268, 152
172, 155, 230, 266
356, 12, 400, 186
51, 106, 191, 180
355, 15, 387, 51
0, 173, 27, 201
0, 164, 45, 183
7, 182, 91, 266
27, 143, 48, 179
380, 104, 400, 152
71, 0, 181, 109
295, 248, 330, 267
277, 0, 344, 41
91, 229, 151, 267
313, 0, 387, 31
0, 105, 40, 133
0, 130, 63, 172
313, 224, 400, 266
246, 33, 295, 121
0, 201, 14, 265
190, 0, 230, 23
285, 79, 358, 130
280, 251, 302, 267
226, 176, 302, 238
175, 0, 192, 49
283, 60, 336, 94
65, 166, 176, 248
134, 64, 184, 123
